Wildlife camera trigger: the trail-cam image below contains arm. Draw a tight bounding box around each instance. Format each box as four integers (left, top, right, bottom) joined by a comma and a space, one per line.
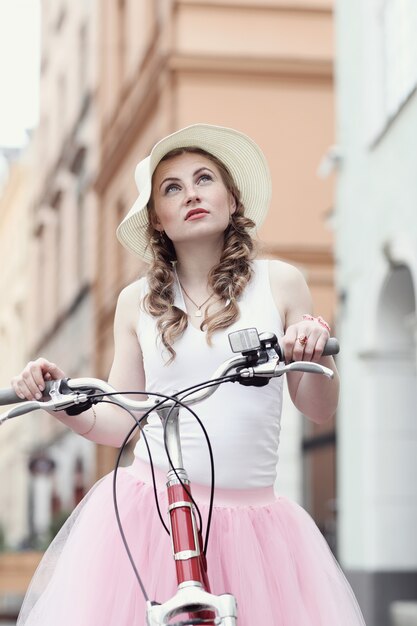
269, 260, 340, 423
12, 281, 147, 446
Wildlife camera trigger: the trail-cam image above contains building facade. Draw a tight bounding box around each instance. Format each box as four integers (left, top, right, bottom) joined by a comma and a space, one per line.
0, 157, 33, 565
0, 151, 47, 620
334, 0, 417, 624
0, 150, 47, 620
0, 1, 102, 616
25, 0, 101, 540
3, 0, 100, 549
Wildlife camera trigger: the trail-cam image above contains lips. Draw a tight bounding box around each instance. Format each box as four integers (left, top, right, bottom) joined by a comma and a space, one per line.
185, 208, 209, 221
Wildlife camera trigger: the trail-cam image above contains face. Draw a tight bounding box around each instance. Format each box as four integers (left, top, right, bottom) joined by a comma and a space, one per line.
150, 152, 236, 246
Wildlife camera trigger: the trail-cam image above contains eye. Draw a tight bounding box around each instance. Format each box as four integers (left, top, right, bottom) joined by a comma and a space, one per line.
164, 183, 181, 194
197, 173, 213, 184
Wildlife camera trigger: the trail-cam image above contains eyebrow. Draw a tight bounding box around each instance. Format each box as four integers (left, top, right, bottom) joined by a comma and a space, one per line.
159, 166, 215, 190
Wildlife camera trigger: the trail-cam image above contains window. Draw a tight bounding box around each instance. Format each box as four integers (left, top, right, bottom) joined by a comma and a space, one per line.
79, 23, 88, 95
55, 6, 66, 32
117, 0, 127, 89
76, 163, 87, 285
57, 74, 67, 140
364, 0, 417, 144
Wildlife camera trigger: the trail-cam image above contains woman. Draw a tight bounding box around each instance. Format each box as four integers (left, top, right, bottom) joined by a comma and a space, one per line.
13, 124, 365, 625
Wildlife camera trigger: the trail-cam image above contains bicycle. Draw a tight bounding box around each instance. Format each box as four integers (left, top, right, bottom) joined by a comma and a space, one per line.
0, 327, 338, 626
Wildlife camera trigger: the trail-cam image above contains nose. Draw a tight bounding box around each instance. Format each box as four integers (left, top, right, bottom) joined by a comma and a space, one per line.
184, 180, 200, 206
185, 185, 201, 205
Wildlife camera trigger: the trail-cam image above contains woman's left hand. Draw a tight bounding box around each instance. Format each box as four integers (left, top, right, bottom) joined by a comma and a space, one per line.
281, 317, 330, 363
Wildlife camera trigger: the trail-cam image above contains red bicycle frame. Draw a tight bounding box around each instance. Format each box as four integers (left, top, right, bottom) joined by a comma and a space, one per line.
167, 475, 210, 590
167, 470, 215, 623
145, 404, 237, 625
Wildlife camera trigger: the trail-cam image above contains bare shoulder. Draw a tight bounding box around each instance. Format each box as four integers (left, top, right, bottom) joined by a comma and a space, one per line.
118, 279, 144, 304
268, 258, 306, 287
115, 279, 145, 332
109, 279, 146, 390
267, 259, 312, 329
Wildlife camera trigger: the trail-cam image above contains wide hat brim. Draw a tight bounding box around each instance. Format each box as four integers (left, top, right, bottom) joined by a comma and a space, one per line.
116, 123, 272, 262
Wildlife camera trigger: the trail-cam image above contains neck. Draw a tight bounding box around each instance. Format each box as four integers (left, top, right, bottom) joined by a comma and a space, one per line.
174, 239, 223, 286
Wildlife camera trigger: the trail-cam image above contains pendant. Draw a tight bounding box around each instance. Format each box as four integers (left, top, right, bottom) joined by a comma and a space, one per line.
195, 309, 202, 317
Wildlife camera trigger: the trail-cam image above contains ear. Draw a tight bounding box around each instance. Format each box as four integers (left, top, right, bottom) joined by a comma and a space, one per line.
149, 206, 163, 231
229, 192, 237, 216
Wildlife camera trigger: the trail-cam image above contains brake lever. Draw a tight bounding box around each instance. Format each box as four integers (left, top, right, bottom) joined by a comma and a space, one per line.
0, 380, 93, 424
0, 401, 44, 423
48, 380, 92, 410
0, 396, 91, 424
237, 356, 281, 382
280, 361, 334, 379
238, 358, 334, 381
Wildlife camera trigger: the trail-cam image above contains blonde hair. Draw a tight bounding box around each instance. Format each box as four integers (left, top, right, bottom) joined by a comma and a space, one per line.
143, 148, 256, 361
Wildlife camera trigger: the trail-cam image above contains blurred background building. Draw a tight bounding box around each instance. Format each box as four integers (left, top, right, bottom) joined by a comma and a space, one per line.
0, 148, 42, 623
0, 0, 99, 620
334, 1, 417, 625
6, 0, 416, 624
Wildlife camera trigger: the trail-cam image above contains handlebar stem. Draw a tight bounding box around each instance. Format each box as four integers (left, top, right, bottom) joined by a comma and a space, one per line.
156, 404, 184, 470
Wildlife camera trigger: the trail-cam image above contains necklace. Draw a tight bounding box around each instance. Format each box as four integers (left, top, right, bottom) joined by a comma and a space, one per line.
177, 280, 214, 317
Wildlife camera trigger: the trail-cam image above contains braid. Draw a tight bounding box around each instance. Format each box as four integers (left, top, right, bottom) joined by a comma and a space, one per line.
203, 211, 255, 339
142, 232, 188, 362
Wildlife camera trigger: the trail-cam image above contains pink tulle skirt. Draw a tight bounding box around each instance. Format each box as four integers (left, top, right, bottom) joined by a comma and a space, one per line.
17, 459, 365, 625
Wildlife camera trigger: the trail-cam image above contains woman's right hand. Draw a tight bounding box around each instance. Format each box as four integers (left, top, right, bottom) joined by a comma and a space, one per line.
11, 358, 66, 401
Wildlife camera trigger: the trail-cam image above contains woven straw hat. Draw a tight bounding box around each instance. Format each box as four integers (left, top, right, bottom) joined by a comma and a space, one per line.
116, 123, 271, 262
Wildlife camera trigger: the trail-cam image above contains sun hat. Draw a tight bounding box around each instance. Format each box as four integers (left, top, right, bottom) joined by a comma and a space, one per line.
116, 123, 272, 262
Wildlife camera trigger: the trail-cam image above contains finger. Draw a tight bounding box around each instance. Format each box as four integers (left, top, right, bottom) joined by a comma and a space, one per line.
41, 360, 66, 380
22, 360, 51, 398
35, 359, 66, 389
281, 326, 298, 362
11, 377, 27, 400
31, 360, 51, 392
292, 334, 308, 361
302, 328, 322, 361
311, 332, 330, 362
22, 366, 44, 399
12, 359, 65, 401
16, 376, 39, 401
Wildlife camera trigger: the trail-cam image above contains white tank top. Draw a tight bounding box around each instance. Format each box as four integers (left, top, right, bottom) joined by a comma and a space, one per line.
134, 259, 284, 489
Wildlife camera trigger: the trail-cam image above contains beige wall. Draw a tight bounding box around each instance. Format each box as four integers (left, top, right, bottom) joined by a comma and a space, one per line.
173, 2, 333, 59
0, 159, 33, 546
174, 74, 334, 249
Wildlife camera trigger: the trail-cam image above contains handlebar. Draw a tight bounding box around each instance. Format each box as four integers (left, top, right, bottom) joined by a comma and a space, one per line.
0, 330, 339, 423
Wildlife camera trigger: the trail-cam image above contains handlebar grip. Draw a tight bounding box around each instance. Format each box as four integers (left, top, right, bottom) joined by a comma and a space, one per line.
322, 337, 340, 356
0, 380, 56, 406
0, 388, 24, 405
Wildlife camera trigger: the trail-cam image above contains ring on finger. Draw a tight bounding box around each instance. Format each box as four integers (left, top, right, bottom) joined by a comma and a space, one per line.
297, 334, 308, 347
